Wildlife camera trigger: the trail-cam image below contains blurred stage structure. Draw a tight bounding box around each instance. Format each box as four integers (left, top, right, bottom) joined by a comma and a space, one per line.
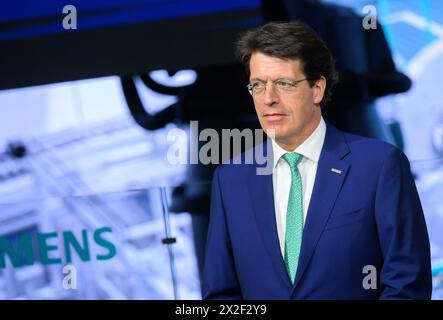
0, 118, 200, 299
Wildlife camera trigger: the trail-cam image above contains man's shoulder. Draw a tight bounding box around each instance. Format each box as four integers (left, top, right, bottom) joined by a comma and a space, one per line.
341, 130, 408, 165
215, 144, 267, 179
344, 131, 393, 152
215, 159, 255, 178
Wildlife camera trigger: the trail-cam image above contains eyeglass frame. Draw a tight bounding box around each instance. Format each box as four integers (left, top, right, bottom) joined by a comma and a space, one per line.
246, 78, 311, 96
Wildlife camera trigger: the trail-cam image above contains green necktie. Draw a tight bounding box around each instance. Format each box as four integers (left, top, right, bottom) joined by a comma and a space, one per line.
282, 152, 303, 284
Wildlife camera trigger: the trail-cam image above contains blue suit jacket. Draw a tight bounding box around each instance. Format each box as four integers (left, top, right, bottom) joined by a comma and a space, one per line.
202, 123, 432, 299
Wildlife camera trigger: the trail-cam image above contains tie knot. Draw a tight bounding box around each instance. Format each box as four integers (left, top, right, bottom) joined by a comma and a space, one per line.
282, 152, 302, 168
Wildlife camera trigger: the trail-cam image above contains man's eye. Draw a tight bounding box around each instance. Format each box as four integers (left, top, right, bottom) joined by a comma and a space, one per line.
276, 81, 292, 88
252, 82, 265, 89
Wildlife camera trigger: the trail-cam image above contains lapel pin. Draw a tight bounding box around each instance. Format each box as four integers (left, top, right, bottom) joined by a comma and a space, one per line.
331, 168, 342, 174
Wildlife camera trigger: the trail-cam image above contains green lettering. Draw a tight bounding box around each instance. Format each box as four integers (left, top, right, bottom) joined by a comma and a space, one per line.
63, 230, 91, 263
38, 232, 61, 265
0, 234, 34, 268
94, 227, 116, 260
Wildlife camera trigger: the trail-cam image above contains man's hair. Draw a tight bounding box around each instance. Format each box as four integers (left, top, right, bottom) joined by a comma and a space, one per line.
236, 21, 338, 108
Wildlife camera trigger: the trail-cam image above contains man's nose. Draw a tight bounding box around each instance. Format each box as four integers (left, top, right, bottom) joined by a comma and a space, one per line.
263, 84, 279, 106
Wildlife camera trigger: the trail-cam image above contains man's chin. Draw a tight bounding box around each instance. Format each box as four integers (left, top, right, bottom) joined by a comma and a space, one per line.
263, 127, 285, 140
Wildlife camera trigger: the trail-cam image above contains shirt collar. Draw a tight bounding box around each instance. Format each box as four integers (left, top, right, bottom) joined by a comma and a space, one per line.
272, 117, 326, 170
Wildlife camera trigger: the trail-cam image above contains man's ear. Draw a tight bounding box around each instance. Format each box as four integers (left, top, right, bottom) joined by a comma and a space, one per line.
313, 76, 326, 105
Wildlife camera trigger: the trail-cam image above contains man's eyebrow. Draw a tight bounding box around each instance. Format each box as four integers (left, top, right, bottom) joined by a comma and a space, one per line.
249, 77, 296, 82
249, 77, 265, 82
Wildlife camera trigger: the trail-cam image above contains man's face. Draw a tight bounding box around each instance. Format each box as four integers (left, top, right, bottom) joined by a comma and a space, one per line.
249, 52, 326, 149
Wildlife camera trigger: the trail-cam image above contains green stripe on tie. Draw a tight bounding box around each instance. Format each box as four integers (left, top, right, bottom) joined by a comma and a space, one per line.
282, 152, 303, 284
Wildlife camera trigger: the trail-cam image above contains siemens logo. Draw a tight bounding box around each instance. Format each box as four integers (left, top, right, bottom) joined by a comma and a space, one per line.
0, 227, 117, 268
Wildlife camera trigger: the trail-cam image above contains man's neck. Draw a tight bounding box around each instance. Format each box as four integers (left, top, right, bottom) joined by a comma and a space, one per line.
275, 117, 322, 152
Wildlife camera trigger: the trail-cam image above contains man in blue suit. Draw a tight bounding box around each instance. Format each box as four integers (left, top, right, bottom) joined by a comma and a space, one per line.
201, 22, 432, 300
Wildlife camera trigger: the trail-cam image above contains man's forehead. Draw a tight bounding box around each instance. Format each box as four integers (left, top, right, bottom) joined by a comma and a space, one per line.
249, 52, 303, 79
250, 51, 300, 64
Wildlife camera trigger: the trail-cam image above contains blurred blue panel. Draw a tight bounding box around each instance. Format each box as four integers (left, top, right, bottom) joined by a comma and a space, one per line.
0, 0, 261, 41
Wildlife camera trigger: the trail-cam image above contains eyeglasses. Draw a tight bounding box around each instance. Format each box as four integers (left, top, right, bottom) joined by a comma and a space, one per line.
246, 78, 309, 96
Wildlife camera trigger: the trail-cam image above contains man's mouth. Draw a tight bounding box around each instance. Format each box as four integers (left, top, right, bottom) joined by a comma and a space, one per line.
263, 113, 286, 121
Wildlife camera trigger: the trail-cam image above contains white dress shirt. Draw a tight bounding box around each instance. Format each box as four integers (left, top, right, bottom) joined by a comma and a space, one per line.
272, 117, 326, 257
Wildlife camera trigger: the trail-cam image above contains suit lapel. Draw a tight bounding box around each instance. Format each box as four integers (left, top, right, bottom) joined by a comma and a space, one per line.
291, 123, 350, 293
247, 141, 292, 290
